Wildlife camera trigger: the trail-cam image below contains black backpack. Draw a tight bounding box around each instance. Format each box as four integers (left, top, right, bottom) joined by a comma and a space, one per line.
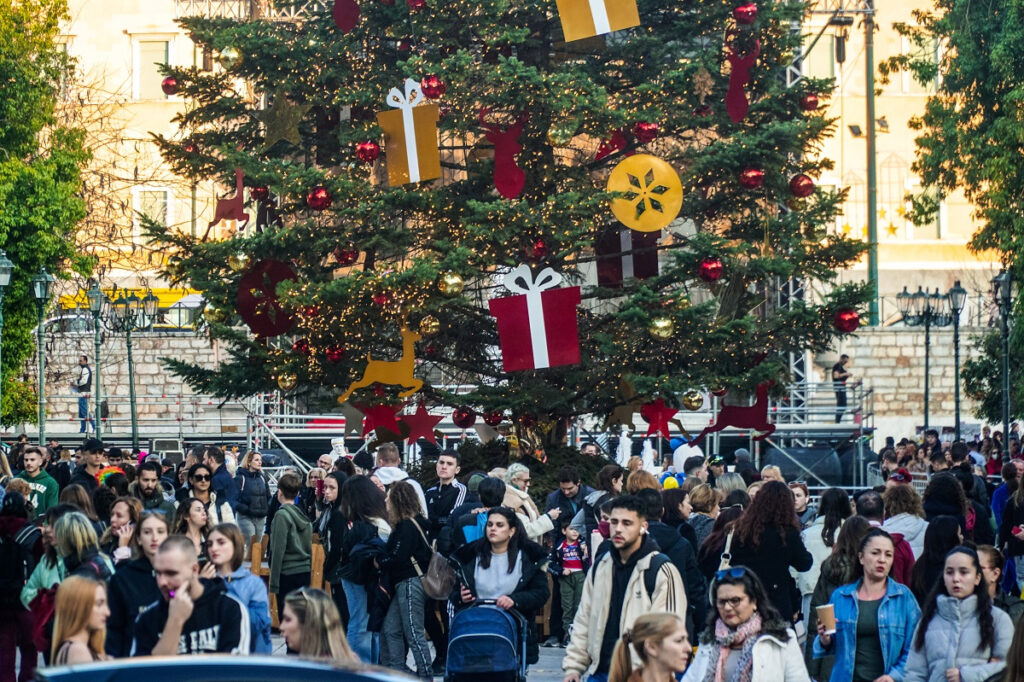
0, 526, 38, 609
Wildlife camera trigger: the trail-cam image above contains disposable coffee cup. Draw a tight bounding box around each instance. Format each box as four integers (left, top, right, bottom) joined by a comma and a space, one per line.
816, 604, 836, 634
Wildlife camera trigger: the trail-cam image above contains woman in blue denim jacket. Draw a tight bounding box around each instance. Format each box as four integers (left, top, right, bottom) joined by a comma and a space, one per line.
813, 529, 921, 682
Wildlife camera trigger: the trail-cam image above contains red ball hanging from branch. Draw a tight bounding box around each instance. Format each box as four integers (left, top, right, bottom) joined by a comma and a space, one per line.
789, 174, 815, 198
325, 346, 346, 363
452, 406, 476, 429
333, 244, 359, 266
250, 185, 270, 201
632, 121, 659, 143
306, 186, 333, 211
355, 140, 380, 163
738, 167, 764, 189
406, 0, 425, 8
733, 3, 758, 25
799, 92, 820, 112
834, 308, 860, 333
698, 257, 724, 283
420, 74, 445, 99
483, 411, 504, 427
526, 239, 548, 262
161, 76, 179, 95
292, 338, 311, 356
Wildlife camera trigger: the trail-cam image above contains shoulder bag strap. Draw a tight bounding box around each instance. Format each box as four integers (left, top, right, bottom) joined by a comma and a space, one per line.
717, 531, 735, 572
409, 519, 430, 578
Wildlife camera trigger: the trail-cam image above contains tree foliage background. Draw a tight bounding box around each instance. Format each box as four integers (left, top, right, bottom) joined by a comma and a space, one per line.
0, 0, 90, 425
881, 0, 1024, 422
151, 0, 869, 423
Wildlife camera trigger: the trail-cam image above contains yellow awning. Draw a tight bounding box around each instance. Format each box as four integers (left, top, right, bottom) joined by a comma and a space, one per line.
59, 287, 201, 311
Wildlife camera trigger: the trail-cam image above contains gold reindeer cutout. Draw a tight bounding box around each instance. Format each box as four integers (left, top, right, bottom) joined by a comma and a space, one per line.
337, 327, 423, 404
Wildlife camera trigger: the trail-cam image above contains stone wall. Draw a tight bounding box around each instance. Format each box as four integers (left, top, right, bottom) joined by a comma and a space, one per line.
814, 326, 991, 444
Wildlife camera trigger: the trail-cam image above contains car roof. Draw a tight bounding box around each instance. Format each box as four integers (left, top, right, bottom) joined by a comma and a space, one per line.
34, 655, 412, 682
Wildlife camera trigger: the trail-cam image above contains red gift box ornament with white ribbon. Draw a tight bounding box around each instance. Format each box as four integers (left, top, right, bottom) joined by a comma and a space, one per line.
488, 264, 582, 372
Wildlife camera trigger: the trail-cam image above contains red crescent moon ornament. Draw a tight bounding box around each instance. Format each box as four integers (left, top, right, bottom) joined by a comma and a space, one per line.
237, 260, 298, 337
332, 0, 360, 32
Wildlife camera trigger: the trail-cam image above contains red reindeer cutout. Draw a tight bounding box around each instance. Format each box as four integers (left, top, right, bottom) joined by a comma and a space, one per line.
478, 109, 527, 199
691, 381, 775, 445
204, 169, 249, 240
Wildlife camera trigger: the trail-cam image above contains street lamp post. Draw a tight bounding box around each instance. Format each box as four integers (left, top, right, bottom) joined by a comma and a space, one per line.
110, 289, 157, 451
897, 285, 953, 433
949, 281, 968, 441
992, 270, 1014, 449
86, 283, 105, 440
30, 268, 55, 445
0, 252, 14, 432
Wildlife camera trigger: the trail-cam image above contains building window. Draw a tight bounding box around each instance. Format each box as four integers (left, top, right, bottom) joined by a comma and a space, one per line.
134, 39, 170, 100
803, 34, 835, 80
901, 36, 938, 95
133, 188, 173, 243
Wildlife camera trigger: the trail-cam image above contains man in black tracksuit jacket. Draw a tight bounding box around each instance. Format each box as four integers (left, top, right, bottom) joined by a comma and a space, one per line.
106, 556, 162, 657
131, 537, 249, 656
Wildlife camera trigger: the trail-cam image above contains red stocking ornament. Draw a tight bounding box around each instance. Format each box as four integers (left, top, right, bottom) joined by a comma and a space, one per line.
726, 38, 761, 123
478, 109, 527, 199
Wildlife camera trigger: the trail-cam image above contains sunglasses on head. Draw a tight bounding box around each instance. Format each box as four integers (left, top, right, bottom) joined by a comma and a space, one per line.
714, 566, 746, 581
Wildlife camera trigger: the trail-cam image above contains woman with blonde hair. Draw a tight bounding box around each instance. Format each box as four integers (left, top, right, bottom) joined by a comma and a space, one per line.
51, 575, 109, 664
280, 587, 358, 662
608, 612, 691, 682
53, 511, 114, 581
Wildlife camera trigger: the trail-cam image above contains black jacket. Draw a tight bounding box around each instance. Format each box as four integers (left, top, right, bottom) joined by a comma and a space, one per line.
999, 495, 1024, 557
378, 516, 432, 585
425, 480, 467, 537
647, 521, 707, 637
968, 500, 995, 546
234, 469, 270, 518
450, 539, 550, 664
318, 504, 347, 582
131, 577, 249, 655
106, 557, 161, 657
728, 525, 812, 620
69, 467, 99, 493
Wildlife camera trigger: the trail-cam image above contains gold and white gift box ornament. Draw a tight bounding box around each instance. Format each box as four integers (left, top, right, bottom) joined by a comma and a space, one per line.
376, 78, 442, 186
555, 0, 641, 43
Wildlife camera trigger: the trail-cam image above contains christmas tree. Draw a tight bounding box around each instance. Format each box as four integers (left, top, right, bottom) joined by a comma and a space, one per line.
151, 0, 870, 441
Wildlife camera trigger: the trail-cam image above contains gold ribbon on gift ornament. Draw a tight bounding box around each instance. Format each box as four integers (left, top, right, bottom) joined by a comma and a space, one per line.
501, 264, 563, 369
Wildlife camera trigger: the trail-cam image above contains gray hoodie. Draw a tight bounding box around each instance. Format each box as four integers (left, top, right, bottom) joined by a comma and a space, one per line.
374, 466, 428, 517
903, 595, 1012, 682
882, 513, 929, 559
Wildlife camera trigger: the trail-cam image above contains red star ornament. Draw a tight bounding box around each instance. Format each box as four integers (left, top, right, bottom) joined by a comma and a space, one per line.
400, 404, 443, 445
640, 398, 678, 439
357, 403, 402, 438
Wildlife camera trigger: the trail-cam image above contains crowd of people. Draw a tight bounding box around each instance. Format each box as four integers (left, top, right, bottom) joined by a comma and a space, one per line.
2, 429, 1024, 682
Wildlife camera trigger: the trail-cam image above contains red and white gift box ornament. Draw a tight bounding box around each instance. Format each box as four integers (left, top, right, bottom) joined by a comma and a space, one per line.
488, 265, 582, 372
596, 227, 659, 288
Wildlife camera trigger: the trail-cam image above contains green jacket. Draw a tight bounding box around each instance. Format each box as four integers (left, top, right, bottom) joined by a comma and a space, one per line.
21, 555, 62, 609
268, 502, 312, 592
16, 469, 58, 516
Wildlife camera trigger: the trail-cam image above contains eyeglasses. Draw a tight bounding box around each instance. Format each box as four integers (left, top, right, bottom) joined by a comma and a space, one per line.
191, 474, 211, 481
715, 567, 746, 581
716, 596, 749, 609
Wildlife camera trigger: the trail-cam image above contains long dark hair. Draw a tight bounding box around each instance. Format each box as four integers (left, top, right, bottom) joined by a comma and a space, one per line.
697, 505, 744, 566
910, 515, 962, 600
817, 488, 852, 549
661, 488, 688, 527
339, 475, 387, 522
732, 481, 799, 548
475, 508, 529, 573
822, 516, 871, 585
701, 566, 788, 643
852, 528, 894, 581
924, 472, 968, 516
1003, 611, 1024, 682
914, 546, 994, 653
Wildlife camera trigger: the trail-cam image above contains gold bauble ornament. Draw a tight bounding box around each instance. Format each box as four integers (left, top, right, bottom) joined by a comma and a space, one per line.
419, 315, 441, 336
218, 46, 241, 69
649, 316, 675, 340
277, 373, 298, 391
682, 389, 704, 411
204, 306, 227, 324
228, 252, 251, 272
438, 271, 464, 296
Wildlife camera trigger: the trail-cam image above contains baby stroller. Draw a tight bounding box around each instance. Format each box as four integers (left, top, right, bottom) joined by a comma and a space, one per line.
445, 600, 527, 682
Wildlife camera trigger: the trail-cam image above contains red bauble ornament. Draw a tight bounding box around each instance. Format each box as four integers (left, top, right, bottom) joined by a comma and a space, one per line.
161, 76, 179, 96
372, 290, 392, 307
420, 75, 445, 99
182, 141, 198, 155
693, 105, 713, 118
452, 406, 476, 429
397, 38, 413, 53
698, 257, 724, 283
306, 186, 333, 211
292, 338, 311, 355
325, 346, 346, 363
332, 0, 359, 32
303, 304, 321, 318
834, 308, 860, 333
406, 0, 425, 9
518, 413, 537, 429
527, 239, 548, 261
483, 411, 504, 427
333, 244, 359, 266
733, 2, 758, 25
355, 140, 380, 163
632, 121, 659, 144
738, 167, 765, 189
789, 174, 815, 198
799, 93, 820, 112
711, 387, 728, 397
250, 185, 270, 201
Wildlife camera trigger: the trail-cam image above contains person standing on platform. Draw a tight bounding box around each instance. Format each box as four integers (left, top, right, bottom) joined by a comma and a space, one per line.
832, 354, 851, 424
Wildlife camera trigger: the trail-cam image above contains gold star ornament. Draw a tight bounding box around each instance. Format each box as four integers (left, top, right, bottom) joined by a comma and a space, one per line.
258, 91, 311, 151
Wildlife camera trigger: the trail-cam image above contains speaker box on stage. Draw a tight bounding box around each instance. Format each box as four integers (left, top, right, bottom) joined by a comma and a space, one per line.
763, 446, 842, 487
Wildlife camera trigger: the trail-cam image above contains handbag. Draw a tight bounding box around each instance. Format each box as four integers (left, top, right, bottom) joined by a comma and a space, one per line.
409, 519, 456, 600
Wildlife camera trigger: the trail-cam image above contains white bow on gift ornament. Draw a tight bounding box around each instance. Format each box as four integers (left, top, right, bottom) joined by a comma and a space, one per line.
499, 264, 565, 369
386, 78, 426, 183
